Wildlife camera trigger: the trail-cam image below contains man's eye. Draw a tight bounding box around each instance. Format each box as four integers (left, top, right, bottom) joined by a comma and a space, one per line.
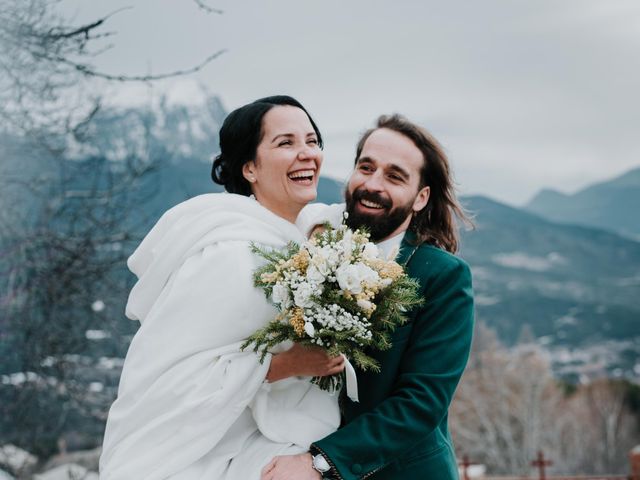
359, 165, 373, 172
388, 174, 402, 181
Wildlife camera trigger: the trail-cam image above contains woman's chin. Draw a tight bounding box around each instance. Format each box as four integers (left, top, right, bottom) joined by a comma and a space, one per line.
291, 187, 318, 205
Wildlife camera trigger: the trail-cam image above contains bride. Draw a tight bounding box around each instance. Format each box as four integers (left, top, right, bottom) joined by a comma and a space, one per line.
99, 96, 344, 479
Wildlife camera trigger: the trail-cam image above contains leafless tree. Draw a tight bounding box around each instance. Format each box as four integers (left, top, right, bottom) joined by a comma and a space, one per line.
578, 379, 639, 473
451, 322, 640, 475
0, 0, 224, 141
0, 0, 223, 461
452, 338, 565, 474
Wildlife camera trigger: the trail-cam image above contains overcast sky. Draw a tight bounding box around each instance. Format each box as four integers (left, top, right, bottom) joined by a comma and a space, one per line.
58, 0, 640, 206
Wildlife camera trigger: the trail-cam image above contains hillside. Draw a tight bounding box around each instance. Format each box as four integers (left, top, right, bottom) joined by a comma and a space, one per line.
526, 166, 640, 239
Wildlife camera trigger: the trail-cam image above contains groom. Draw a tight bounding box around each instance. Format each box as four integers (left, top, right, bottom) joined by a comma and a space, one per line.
262, 114, 475, 480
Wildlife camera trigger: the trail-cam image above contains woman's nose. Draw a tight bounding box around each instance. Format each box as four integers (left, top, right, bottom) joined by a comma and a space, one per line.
297, 145, 317, 160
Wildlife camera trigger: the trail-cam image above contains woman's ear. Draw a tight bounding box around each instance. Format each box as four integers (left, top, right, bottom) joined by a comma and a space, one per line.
242, 161, 257, 183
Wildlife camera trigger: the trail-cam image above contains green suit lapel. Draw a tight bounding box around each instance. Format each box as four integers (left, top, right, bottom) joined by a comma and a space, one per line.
396, 230, 419, 267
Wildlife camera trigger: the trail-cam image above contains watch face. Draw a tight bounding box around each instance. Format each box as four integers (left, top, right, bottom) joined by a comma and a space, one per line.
313, 455, 331, 473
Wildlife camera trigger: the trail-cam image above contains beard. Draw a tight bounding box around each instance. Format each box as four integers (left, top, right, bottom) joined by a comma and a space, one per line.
345, 187, 413, 242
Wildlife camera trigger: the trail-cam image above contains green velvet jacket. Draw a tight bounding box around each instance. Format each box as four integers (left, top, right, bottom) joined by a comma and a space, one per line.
312, 232, 474, 480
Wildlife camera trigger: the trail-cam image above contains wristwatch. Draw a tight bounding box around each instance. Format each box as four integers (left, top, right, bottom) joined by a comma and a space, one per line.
312, 453, 331, 476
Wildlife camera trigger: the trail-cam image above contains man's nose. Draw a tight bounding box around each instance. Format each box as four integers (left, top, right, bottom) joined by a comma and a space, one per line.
363, 170, 385, 191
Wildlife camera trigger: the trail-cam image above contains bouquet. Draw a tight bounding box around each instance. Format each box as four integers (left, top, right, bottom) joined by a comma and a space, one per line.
242, 222, 423, 392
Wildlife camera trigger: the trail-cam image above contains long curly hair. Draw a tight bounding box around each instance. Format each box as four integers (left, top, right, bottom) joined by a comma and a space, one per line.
355, 114, 472, 253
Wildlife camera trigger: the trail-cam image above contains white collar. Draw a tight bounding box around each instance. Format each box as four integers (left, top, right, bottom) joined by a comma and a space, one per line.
376, 231, 405, 260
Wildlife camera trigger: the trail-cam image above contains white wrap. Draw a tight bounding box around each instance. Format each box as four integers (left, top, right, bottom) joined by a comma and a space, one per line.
100, 194, 340, 480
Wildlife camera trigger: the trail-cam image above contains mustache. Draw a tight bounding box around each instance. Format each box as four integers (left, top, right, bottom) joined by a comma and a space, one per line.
351, 189, 392, 209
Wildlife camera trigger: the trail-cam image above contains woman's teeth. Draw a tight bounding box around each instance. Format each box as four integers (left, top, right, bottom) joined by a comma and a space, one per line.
288, 170, 315, 182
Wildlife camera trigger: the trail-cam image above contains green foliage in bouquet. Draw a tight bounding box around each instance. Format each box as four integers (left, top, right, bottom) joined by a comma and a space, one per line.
241, 223, 423, 392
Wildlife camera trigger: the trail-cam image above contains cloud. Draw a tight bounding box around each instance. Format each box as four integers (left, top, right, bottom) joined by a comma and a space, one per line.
57, 0, 640, 205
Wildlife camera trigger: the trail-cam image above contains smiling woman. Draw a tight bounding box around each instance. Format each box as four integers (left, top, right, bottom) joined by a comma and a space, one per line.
212, 96, 323, 199
99, 96, 343, 479
241, 105, 323, 222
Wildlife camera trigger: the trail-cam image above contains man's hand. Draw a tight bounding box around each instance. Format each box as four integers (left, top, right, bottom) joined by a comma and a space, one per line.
267, 343, 345, 382
260, 453, 321, 480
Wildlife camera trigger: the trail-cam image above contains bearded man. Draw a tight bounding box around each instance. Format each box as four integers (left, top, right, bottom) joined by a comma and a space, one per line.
263, 114, 475, 480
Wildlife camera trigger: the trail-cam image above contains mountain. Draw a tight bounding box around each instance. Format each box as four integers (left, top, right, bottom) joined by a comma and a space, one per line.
3, 97, 638, 357
3, 96, 640, 460
459, 195, 640, 350
525, 166, 640, 239
5, 94, 638, 344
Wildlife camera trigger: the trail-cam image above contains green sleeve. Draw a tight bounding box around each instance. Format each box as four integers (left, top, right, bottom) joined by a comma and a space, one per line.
313, 257, 474, 479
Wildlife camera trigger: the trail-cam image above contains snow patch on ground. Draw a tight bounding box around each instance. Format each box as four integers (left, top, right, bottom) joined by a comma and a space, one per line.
492, 251, 567, 272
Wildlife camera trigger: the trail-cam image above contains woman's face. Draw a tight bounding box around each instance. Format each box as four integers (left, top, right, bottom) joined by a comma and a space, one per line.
243, 105, 323, 222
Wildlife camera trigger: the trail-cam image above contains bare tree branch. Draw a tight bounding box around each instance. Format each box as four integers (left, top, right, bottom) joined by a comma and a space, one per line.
0, 0, 224, 137
45, 7, 132, 40
192, 0, 224, 15
64, 49, 227, 82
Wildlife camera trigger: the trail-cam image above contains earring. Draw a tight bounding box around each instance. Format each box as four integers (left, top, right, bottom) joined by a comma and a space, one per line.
248, 176, 256, 183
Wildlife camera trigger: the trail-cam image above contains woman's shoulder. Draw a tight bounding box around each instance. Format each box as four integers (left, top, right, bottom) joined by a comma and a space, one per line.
296, 202, 345, 236
160, 192, 253, 219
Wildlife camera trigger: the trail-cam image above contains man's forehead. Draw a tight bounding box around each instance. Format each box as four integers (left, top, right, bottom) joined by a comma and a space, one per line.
359, 128, 423, 170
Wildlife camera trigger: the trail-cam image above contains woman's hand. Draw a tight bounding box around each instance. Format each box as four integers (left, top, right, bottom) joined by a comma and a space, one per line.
266, 343, 345, 383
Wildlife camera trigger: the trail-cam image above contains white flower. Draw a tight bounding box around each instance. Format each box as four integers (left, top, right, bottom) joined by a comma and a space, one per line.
356, 263, 380, 287
335, 263, 364, 294
304, 322, 316, 337
307, 264, 326, 284
362, 242, 379, 260
339, 230, 354, 257
335, 262, 378, 294
356, 298, 374, 312
293, 282, 315, 308
319, 245, 341, 270
271, 283, 291, 308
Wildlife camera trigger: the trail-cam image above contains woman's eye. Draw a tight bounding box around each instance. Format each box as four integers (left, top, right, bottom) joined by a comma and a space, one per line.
307, 138, 318, 145
278, 140, 292, 146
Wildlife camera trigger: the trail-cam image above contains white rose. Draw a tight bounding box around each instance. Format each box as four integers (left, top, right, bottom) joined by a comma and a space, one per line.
304, 322, 316, 338
356, 263, 379, 285
293, 282, 315, 308
335, 263, 363, 294
362, 242, 380, 260
271, 283, 291, 308
306, 264, 326, 284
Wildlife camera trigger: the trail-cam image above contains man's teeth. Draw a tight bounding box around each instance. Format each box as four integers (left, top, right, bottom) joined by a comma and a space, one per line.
360, 199, 384, 209
288, 170, 315, 180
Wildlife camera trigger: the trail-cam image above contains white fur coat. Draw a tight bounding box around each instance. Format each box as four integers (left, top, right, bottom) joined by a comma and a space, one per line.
99, 194, 340, 480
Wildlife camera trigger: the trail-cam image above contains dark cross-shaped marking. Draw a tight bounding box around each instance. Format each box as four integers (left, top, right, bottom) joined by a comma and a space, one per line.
531, 450, 553, 480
